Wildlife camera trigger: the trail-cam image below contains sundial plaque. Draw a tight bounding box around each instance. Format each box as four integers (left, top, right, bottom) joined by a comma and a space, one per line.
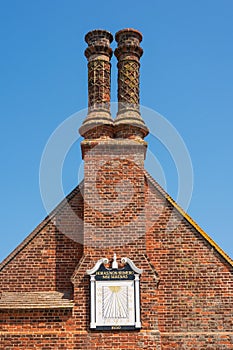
87, 254, 142, 330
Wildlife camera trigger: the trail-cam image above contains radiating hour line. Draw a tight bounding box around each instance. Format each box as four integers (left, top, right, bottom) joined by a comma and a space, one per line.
102, 286, 129, 319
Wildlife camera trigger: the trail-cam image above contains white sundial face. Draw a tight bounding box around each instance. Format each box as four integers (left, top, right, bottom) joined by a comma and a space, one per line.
103, 285, 128, 319
96, 280, 135, 327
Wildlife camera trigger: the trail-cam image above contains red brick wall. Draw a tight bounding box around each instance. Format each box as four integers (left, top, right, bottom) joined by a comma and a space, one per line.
0, 189, 83, 293
81, 139, 147, 254
145, 179, 233, 349
0, 165, 233, 349
0, 332, 161, 350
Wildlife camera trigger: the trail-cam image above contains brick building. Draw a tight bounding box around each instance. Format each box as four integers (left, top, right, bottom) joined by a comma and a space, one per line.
0, 29, 232, 349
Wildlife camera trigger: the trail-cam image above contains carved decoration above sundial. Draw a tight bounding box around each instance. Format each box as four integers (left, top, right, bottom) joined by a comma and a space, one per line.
87, 254, 142, 330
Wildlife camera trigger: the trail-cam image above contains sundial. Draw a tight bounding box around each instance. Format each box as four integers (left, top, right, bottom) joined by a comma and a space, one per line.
87, 254, 142, 330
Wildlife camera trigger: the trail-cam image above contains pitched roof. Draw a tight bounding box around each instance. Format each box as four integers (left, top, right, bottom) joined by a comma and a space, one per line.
1, 172, 232, 274
145, 170, 233, 267
0, 183, 83, 271
0, 291, 74, 309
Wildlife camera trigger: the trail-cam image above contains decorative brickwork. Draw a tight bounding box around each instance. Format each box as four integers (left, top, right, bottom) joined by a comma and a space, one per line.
79, 29, 114, 139
117, 60, 140, 107
114, 29, 149, 139
87, 60, 111, 111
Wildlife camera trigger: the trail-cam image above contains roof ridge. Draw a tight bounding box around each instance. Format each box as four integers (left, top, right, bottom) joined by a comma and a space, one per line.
144, 170, 233, 268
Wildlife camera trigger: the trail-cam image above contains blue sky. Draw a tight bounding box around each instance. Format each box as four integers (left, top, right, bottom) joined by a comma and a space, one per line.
0, 0, 233, 261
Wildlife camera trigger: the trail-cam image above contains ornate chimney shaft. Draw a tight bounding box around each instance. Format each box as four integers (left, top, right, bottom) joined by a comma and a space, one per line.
80, 29, 148, 262
79, 30, 114, 139
114, 29, 149, 139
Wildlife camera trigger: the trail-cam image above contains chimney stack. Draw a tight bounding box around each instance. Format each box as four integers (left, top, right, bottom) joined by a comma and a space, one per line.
114, 29, 149, 139
79, 30, 114, 139
80, 30, 148, 255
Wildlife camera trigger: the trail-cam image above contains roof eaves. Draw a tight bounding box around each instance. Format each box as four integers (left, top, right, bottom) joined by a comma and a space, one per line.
145, 170, 233, 268
0, 181, 84, 271
0, 291, 74, 309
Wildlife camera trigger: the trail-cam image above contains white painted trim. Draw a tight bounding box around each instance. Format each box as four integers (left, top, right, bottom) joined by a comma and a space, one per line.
90, 275, 96, 328
134, 274, 141, 328
86, 258, 109, 275
121, 257, 143, 274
